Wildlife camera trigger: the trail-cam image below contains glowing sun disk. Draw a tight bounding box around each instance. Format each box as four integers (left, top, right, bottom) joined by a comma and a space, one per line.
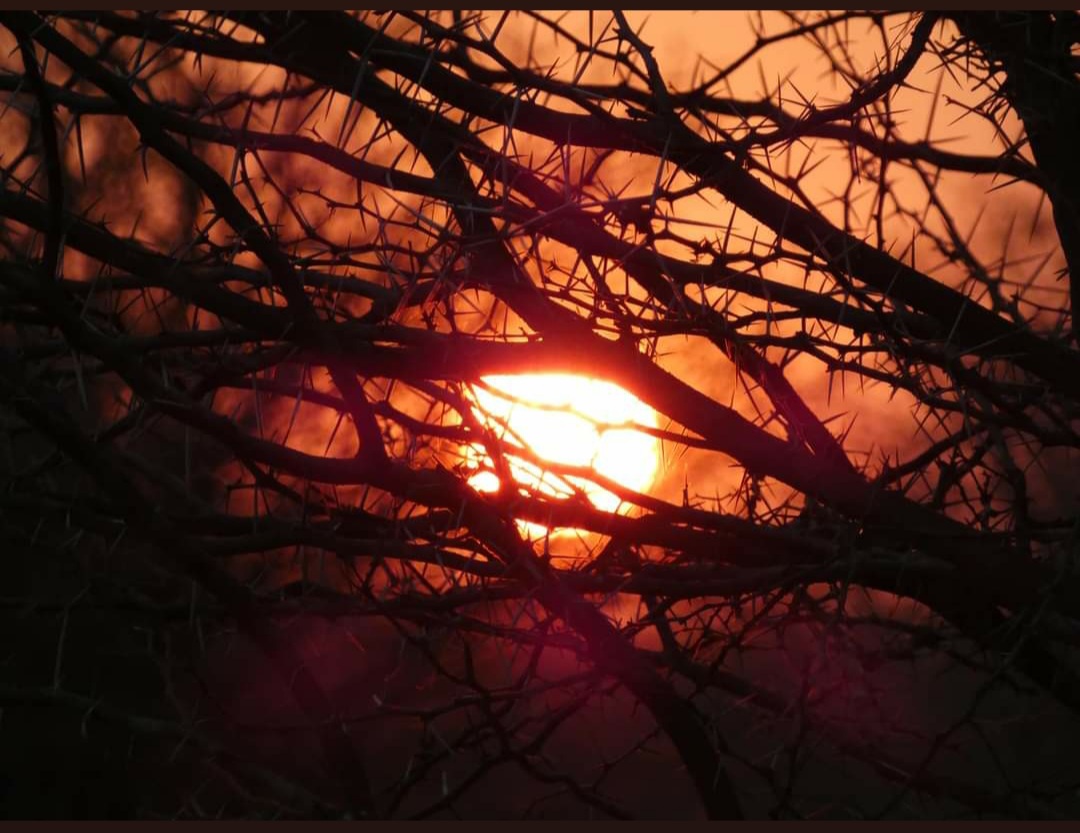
466, 374, 659, 531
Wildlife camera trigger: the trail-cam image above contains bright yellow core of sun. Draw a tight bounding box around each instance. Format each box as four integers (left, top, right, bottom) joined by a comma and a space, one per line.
466, 374, 660, 530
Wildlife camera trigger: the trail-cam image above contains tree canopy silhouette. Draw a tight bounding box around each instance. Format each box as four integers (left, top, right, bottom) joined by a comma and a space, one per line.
1, 10, 1080, 820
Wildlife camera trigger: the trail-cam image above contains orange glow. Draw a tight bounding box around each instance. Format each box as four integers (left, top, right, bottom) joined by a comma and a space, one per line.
466, 374, 660, 536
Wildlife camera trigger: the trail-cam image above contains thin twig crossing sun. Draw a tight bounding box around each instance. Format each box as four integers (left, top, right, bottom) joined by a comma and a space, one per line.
465, 374, 660, 535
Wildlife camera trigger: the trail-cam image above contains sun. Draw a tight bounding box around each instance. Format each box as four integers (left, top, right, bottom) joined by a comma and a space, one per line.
465, 374, 660, 535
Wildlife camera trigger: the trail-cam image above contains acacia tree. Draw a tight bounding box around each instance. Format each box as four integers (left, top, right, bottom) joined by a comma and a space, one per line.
1, 10, 1079, 819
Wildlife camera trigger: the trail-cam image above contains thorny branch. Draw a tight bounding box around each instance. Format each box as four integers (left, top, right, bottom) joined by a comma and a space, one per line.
1, 9, 1079, 820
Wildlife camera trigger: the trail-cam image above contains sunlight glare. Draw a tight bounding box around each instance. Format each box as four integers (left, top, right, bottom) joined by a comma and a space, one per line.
466, 374, 660, 532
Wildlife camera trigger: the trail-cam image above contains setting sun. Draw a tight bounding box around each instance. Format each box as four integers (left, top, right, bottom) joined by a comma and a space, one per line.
465, 374, 660, 531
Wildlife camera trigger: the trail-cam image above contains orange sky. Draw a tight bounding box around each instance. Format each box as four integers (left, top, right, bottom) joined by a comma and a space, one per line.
0, 11, 1068, 528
